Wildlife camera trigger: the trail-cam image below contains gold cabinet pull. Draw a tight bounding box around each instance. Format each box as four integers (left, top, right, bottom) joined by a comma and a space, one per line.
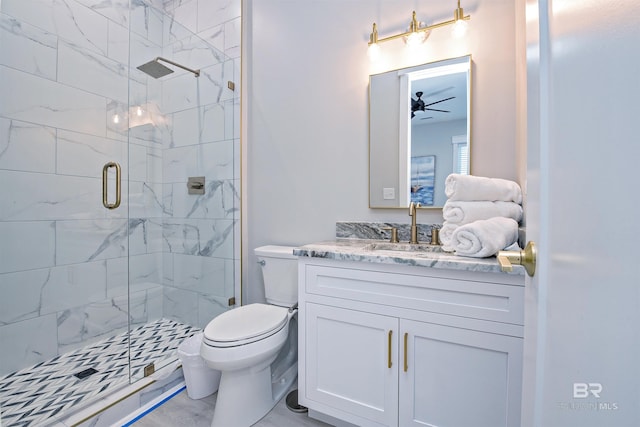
102, 162, 121, 209
387, 330, 393, 369
403, 332, 408, 372
497, 241, 537, 277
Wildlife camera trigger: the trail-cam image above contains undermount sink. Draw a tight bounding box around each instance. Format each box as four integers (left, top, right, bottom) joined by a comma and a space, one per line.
364, 242, 444, 253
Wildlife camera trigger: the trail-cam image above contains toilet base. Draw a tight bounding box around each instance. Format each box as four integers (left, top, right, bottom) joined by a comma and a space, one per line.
211, 364, 271, 427
210, 362, 298, 427
210, 319, 298, 427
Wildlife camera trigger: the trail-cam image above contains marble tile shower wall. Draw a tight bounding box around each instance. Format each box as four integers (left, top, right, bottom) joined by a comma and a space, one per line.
160, 0, 241, 332
0, 0, 241, 376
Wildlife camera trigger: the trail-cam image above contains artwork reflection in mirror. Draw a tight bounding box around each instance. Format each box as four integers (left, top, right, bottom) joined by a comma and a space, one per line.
369, 55, 471, 208
410, 155, 435, 205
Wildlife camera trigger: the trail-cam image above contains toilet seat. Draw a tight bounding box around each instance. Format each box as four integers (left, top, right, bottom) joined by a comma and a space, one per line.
203, 303, 289, 348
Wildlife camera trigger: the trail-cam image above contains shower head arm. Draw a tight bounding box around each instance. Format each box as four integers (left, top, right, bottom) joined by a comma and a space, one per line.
155, 57, 200, 77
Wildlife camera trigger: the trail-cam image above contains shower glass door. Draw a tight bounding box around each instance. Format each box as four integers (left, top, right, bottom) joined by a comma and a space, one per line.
125, 3, 238, 383
0, 0, 238, 424
0, 0, 132, 422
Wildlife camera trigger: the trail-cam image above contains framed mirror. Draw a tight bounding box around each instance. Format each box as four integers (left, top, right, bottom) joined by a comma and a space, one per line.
369, 55, 472, 208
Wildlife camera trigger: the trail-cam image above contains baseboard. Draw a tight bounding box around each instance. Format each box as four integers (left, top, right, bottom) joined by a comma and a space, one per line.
308, 409, 359, 427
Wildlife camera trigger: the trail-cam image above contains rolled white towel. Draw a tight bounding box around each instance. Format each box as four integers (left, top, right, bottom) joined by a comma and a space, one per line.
445, 174, 523, 203
451, 217, 520, 258
439, 222, 458, 252
443, 200, 523, 225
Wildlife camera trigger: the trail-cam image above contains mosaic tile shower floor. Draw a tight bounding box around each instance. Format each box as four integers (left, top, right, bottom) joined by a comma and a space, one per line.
0, 319, 199, 427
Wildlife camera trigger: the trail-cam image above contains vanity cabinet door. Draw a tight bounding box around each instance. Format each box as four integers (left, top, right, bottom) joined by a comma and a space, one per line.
305, 303, 399, 427
399, 319, 523, 427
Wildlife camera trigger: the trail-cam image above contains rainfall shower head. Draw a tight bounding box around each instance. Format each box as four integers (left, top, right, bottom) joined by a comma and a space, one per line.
137, 57, 200, 78
137, 59, 173, 78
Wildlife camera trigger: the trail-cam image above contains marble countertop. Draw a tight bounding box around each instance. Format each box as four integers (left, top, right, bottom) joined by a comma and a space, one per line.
294, 239, 525, 276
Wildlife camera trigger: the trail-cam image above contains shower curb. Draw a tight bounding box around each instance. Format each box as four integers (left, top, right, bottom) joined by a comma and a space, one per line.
57, 366, 185, 427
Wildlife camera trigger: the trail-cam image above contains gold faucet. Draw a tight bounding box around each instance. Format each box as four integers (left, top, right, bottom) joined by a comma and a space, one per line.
409, 201, 421, 244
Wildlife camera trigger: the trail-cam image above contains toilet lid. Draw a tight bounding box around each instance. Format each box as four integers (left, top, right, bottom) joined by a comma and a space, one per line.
203, 303, 289, 343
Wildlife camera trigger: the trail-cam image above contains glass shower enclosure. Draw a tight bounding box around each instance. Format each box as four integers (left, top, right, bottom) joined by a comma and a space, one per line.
0, 1, 239, 425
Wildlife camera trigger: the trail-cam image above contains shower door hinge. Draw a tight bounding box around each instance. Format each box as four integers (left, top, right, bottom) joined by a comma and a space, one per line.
144, 363, 155, 377
228, 297, 236, 306
227, 81, 235, 91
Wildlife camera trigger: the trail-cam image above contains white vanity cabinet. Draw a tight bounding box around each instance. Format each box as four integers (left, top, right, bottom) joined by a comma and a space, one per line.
298, 258, 525, 427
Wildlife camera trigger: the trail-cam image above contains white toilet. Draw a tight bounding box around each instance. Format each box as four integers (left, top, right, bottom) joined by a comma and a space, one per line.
200, 245, 299, 427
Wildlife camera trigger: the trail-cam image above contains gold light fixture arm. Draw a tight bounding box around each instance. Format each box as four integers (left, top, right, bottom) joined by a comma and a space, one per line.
410, 11, 419, 32
454, 0, 465, 21
370, 23, 378, 44
368, 4, 471, 46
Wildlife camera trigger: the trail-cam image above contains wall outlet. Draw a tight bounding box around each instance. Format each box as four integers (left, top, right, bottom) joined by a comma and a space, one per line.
383, 188, 395, 200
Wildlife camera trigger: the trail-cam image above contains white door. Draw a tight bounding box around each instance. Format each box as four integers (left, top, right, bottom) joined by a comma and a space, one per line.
523, 1, 640, 426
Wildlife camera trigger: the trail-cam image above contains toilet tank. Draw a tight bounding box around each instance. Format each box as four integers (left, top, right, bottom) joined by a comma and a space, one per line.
255, 245, 298, 307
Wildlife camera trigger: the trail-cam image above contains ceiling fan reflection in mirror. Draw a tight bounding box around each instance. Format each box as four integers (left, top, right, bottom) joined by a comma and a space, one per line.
410, 91, 455, 119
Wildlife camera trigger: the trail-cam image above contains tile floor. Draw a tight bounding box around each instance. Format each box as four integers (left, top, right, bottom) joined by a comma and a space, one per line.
0, 319, 198, 427
130, 387, 332, 427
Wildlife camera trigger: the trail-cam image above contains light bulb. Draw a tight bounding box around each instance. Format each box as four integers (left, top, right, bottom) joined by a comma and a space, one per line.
452, 19, 468, 38
137, 106, 143, 116
367, 43, 381, 62
406, 32, 422, 48
113, 114, 120, 124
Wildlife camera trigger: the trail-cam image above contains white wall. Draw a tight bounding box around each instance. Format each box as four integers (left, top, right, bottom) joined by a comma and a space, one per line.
243, 0, 520, 303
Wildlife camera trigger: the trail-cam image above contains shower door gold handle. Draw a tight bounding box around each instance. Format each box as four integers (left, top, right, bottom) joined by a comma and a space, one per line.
102, 162, 121, 209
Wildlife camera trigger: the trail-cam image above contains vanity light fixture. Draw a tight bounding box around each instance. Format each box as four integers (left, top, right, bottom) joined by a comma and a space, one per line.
404, 12, 430, 47
367, 0, 470, 57
367, 23, 382, 61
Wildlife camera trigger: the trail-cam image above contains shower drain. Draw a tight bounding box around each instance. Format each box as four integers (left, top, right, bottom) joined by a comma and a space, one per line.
73, 367, 98, 380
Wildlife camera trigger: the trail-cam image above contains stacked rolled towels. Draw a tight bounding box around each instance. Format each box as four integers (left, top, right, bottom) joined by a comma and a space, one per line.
440, 174, 523, 257
445, 173, 523, 204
